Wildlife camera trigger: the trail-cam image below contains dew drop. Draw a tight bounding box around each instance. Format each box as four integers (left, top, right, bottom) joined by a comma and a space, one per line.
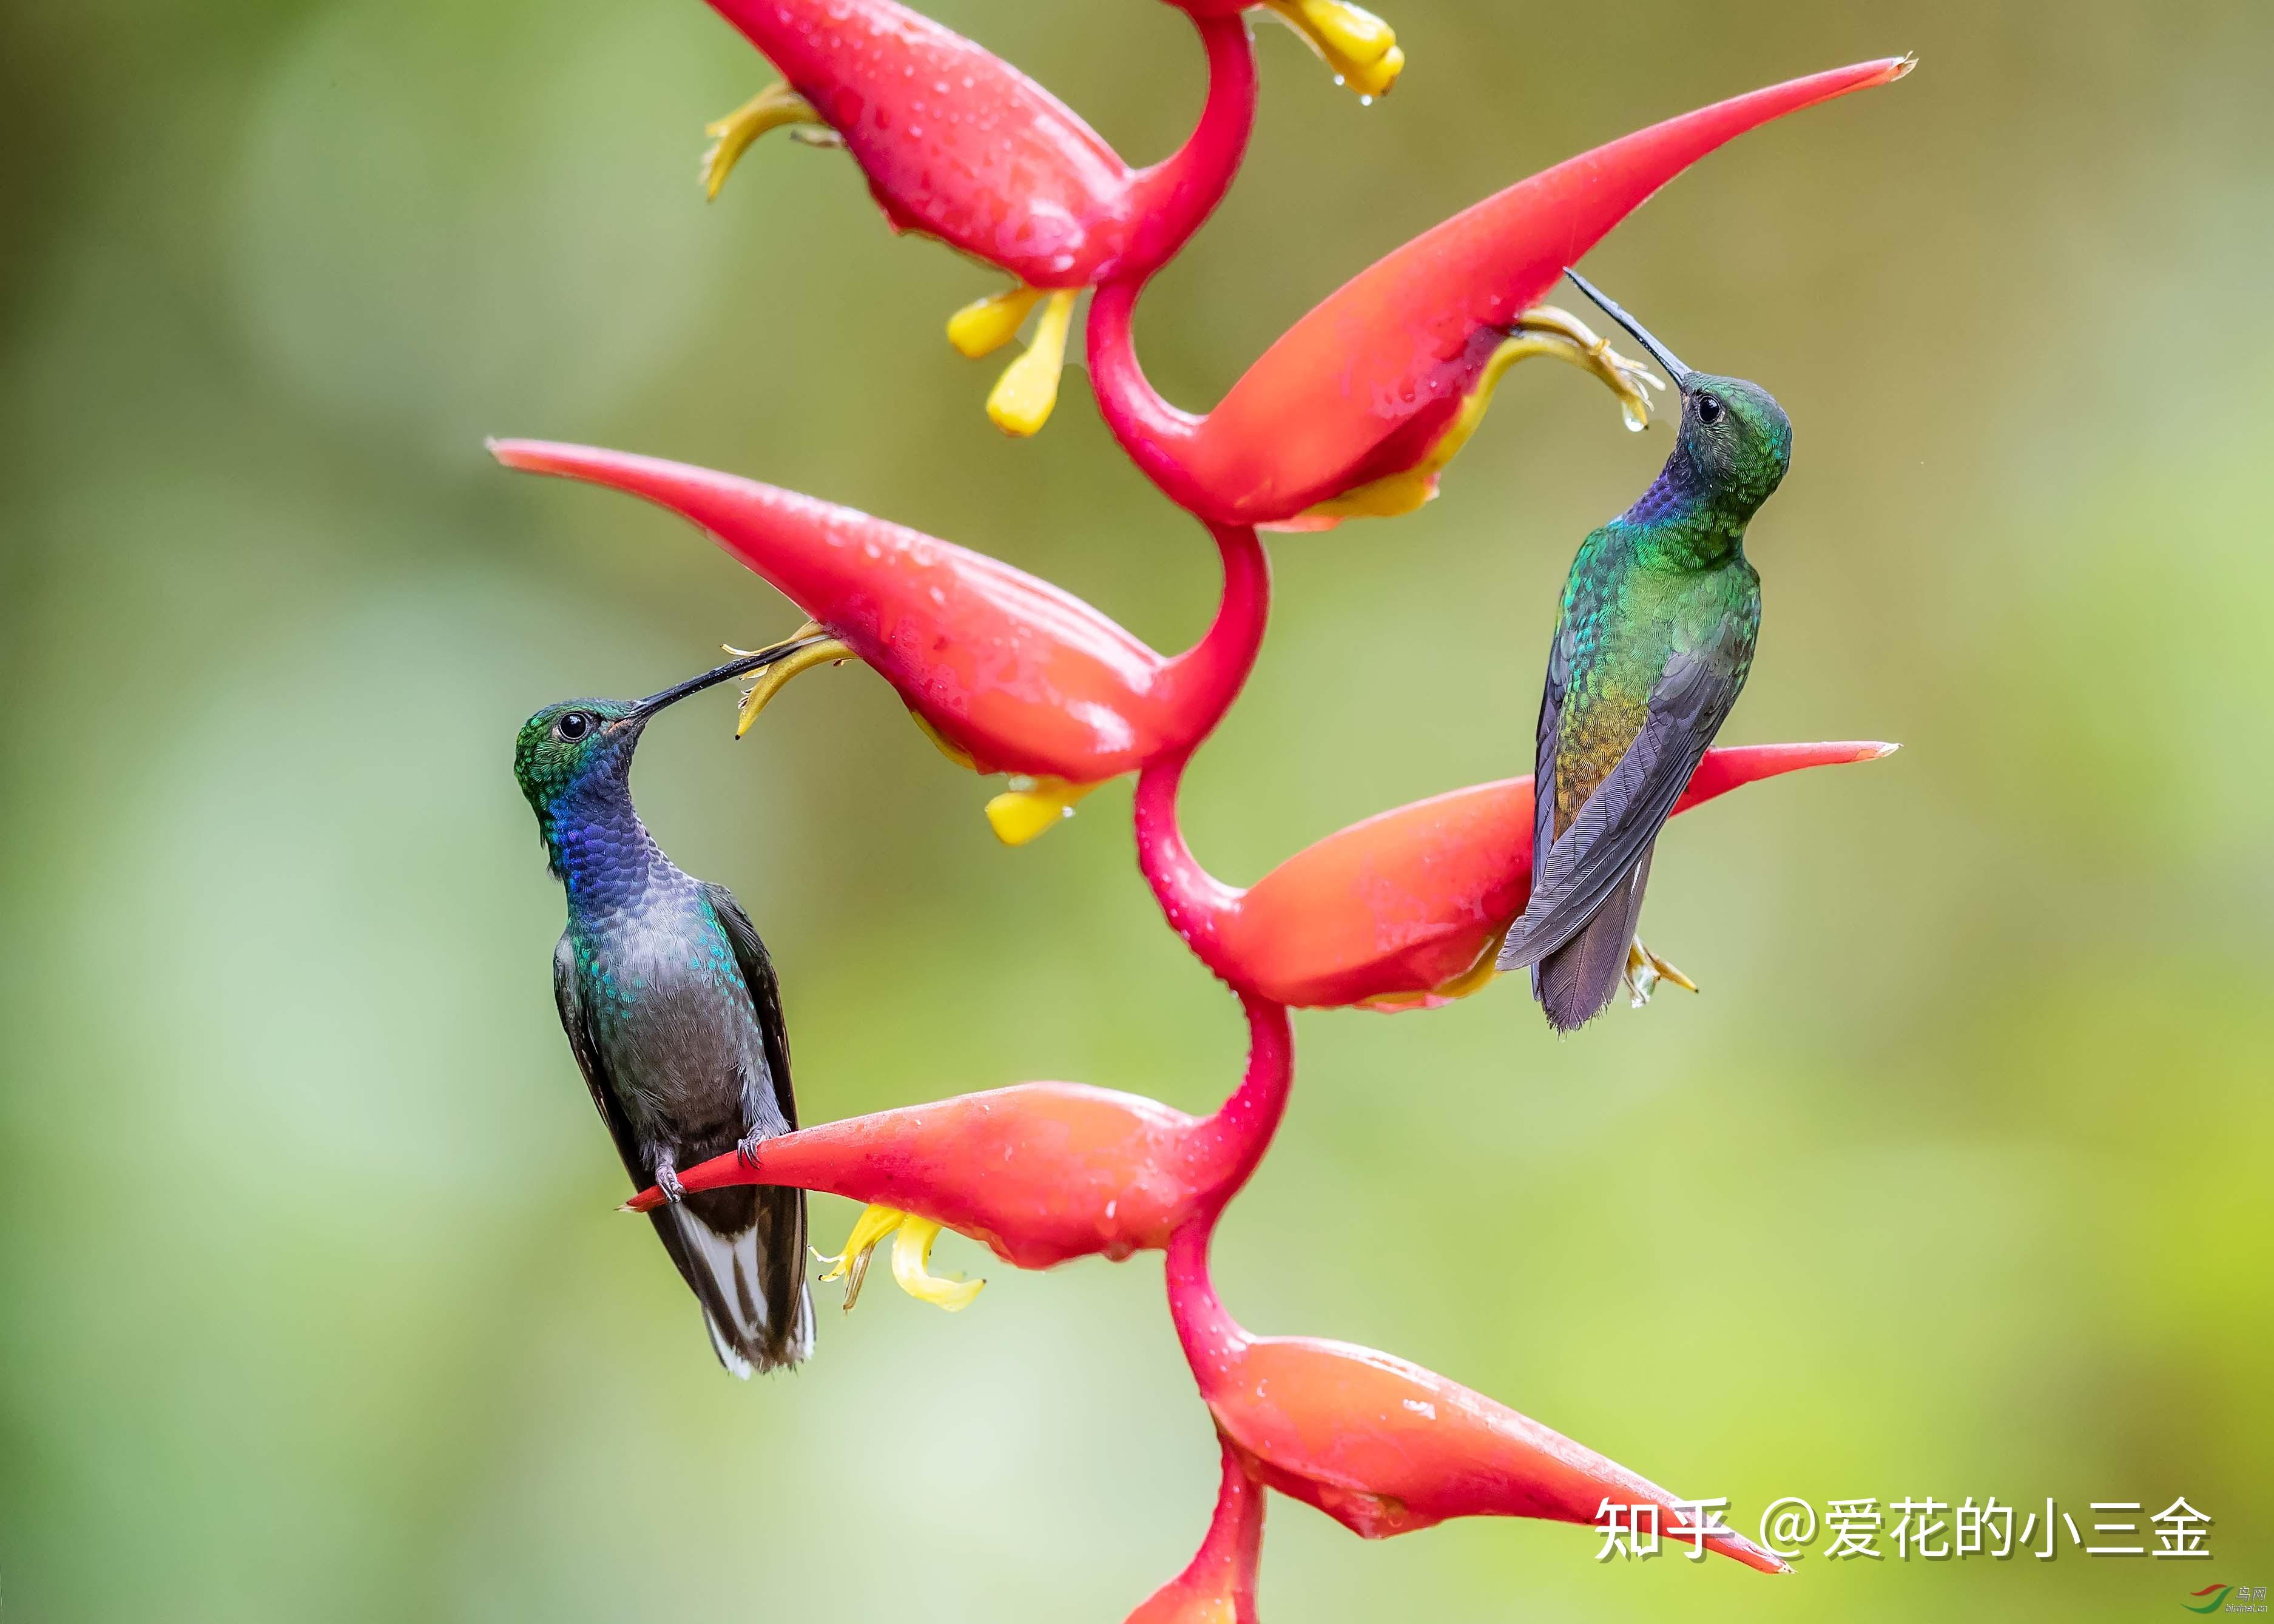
1621, 405, 1646, 432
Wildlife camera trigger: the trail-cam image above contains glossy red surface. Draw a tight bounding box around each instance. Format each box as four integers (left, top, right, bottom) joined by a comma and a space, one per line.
491, 439, 1267, 783
1139, 740, 1892, 1009
1090, 59, 1910, 524
707, 0, 1255, 286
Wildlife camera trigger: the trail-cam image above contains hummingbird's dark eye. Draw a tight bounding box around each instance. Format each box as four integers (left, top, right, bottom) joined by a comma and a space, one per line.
1695, 392, 1725, 426
556, 711, 594, 742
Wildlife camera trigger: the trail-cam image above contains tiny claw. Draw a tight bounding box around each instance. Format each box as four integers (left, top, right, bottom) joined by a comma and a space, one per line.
701, 81, 832, 201
654, 1164, 687, 1205
985, 776, 1099, 846
984, 289, 1078, 437
947, 284, 1047, 360
1625, 938, 1699, 1008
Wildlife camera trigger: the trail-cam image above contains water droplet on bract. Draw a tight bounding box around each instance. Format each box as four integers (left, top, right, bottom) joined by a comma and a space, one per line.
1333, 73, 1346, 87
1621, 405, 1645, 432
1358, 94, 1374, 107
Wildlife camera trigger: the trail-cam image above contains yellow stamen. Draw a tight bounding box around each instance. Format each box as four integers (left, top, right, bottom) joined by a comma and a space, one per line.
1625, 938, 1699, 1008
701, 82, 835, 201
985, 775, 1099, 846
815, 1201, 905, 1311
1262, 0, 1405, 99
947, 285, 1047, 360
726, 624, 854, 738
817, 1204, 983, 1313
1297, 305, 1661, 525
984, 289, 1078, 437
889, 1216, 985, 1312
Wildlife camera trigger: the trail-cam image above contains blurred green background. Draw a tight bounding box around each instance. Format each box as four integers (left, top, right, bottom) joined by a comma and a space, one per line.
3, 0, 2270, 1618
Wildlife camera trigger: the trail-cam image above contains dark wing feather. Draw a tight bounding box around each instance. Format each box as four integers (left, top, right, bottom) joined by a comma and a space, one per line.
1497, 620, 1750, 972
553, 937, 710, 1302
1531, 618, 1573, 894
699, 881, 797, 1132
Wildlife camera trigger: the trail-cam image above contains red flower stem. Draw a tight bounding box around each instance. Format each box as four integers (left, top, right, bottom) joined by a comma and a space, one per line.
1088, 277, 1207, 513
1127, 1437, 1266, 1624
1178, 991, 1293, 1223
1166, 995, 1286, 1386
1166, 1202, 1249, 1384
1157, 521, 1270, 755
1133, 749, 1243, 982
1121, 13, 1259, 278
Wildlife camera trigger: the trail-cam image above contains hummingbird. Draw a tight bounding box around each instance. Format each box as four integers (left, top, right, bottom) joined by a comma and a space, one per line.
1496, 269, 1793, 1033
513, 638, 830, 1375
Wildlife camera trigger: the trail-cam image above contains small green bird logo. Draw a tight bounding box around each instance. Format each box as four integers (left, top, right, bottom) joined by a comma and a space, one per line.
2185, 1585, 2235, 1613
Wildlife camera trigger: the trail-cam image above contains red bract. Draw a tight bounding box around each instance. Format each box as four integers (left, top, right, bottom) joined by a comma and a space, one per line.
622, 997, 1293, 1285
1089, 58, 1912, 528
490, 439, 1267, 844
1165, 1222, 1789, 1572
1138, 741, 1897, 1009
698, 0, 1266, 434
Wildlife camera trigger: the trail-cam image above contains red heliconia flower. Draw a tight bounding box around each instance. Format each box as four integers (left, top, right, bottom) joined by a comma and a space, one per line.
693, 0, 1294, 436
1163, 1221, 1789, 1572
490, 439, 1268, 844
1088, 57, 1912, 528
621, 998, 1294, 1309
1137, 741, 1897, 1009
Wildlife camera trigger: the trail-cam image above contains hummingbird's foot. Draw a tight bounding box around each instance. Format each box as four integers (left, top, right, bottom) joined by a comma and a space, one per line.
985, 774, 1100, 846
1287, 304, 1664, 525
1624, 938, 1699, 1008
815, 1204, 985, 1314
727, 623, 855, 738
700, 81, 840, 200
946, 285, 1079, 437
734, 1130, 766, 1172
652, 1160, 687, 1205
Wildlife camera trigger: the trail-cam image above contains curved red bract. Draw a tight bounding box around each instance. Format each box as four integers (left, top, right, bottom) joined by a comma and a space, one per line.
1137, 740, 1892, 1009
1089, 58, 1911, 526
490, 439, 1267, 784
707, 0, 1256, 286
625, 997, 1295, 1272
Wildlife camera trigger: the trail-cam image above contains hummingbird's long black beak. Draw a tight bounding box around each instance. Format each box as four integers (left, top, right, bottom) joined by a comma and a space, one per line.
615, 632, 837, 730
1564, 269, 1692, 389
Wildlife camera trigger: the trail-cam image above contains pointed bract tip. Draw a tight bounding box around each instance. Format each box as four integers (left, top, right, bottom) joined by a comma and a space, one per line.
1889, 52, 1918, 81
1869, 741, 1903, 759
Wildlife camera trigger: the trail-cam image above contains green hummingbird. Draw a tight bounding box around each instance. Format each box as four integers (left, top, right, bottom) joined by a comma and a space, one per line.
1496, 269, 1793, 1033
513, 638, 829, 1375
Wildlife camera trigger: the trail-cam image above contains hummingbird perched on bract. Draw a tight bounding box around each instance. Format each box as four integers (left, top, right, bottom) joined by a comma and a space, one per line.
1496, 270, 1793, 1033
514, 637, 831, 1375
